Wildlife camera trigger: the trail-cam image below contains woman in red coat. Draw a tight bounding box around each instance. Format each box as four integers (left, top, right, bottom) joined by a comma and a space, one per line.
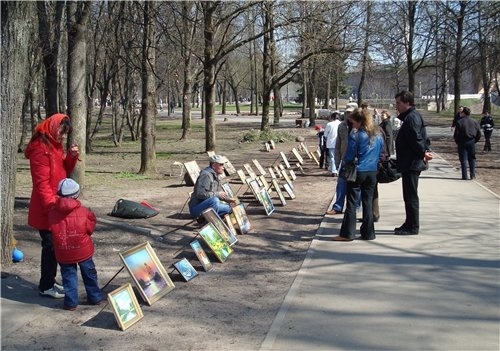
24, 113, 80, 298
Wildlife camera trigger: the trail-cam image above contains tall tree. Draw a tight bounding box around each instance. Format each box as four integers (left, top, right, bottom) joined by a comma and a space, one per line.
66, 1, 90, 188
138, 1, 158, 175
1, 2, 35, 264
37, 1, 64, 116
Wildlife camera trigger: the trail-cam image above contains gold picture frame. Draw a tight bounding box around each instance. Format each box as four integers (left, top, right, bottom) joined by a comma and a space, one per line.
231, 203, 251, 234
183, 160, 201, 186
119, 242, 175, 306
108, 283, 144, 331
202, 207, 238, 246
198, 222, 233, 263
190, 239, 213, 272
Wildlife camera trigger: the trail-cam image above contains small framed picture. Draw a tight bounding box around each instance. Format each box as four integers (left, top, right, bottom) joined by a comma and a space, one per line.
108, 283, 144, 331
283, 182, 296, 199
173, 258, 198, 282
269, 140, 276, 149
221, 182, 237, 201
231, 203, 251, 234
224, 214, 239, 241
280, 152, 291, 168
202, 208, 238, 246
265, 142, 271, 152
198, 222, 233, 263
272, 179, 287, 206
247, 178, 262, 203
259, 188, 275, 216
183, 160, 201, 186
119, 242, 175, 306
190, 239, 213, 272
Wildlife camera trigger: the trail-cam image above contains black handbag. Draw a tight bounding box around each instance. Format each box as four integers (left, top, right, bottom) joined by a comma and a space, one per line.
339, 161, 357, 182
377, 159, 401, 183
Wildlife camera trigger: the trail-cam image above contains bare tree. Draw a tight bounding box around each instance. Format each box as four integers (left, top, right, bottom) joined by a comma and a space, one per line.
66, 1, 90, 188
139, 1, 158, 175
1, 2, 35, 264
37, 1, 64, 116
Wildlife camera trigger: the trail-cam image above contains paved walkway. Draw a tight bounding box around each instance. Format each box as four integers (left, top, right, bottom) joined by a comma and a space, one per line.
261, 155, 500, 350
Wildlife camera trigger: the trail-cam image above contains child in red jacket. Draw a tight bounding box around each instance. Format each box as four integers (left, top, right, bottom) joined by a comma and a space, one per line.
48, 178, 103, 310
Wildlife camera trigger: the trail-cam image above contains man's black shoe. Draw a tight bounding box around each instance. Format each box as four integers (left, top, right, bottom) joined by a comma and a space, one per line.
394, 225, 419, 235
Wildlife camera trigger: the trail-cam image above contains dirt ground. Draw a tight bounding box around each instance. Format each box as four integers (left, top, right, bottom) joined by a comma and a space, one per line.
2, 109, 498, 351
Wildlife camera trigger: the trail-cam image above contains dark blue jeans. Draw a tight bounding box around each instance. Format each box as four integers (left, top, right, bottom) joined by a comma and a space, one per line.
39, 230, 58, 292
458, 139, 476, 179
189, 197, 231, 219
60, 257, 103, 308
339, 171, 377, 239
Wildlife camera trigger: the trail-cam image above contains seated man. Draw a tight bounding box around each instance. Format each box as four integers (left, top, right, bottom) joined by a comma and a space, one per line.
188, 155, 235, 220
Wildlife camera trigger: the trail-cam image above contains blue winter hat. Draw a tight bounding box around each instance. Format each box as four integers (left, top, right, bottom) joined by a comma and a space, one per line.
57, 178, 80, 198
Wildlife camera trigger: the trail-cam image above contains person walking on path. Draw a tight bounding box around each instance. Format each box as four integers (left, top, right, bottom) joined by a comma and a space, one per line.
48, 178, 103, 311
480, 111, 494, 152
326, 107, 354, 215
332, 108, 384, 242
189, 155, 236, 220
454, 107, 481, 180
394, 91, 433, 236
323, 112, 342, 176
24, 113, 80, 299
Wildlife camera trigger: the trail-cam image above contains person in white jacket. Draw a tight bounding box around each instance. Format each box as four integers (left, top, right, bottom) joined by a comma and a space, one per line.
323, 111, 341, 176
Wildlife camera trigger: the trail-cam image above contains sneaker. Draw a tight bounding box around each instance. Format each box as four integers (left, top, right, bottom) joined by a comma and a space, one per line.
63, 305, 76, 311
40, 286, 65, 299
54, 282, 65, 293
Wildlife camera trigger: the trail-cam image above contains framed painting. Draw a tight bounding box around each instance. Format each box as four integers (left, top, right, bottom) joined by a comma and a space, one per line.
224, 214, 239, 242
223, 157, 237, 176
173, 258, 198, 282
259, 188, 275, 216
291, 147, 304, 164
202, 207, 238, 246
190, 239, 213, 272
280, 152, 291, 168
108, 283, 144, 331
283, 182, 296, 199
231, 203, 251, 234
268, 167, 277, 179
119, 242, 175, 306
252, 159, 267, 176
243, 163, 258, 179
183, 160, 201, 186
272, 179, 287, 206
198, 222, 233, 263
247, 178, 262, 203
221, 182, 238, 202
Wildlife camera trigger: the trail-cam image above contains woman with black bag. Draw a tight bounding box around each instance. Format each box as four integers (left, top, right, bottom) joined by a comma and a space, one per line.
332, 108, 384, 242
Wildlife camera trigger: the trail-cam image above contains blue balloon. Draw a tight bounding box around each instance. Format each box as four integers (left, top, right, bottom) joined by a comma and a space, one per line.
12, 248, 24, 263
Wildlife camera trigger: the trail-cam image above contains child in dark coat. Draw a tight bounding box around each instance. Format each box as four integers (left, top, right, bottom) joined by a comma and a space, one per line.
48, 178, 103, 310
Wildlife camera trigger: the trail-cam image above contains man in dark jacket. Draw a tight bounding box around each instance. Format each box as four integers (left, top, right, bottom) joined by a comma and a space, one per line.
188, 155, 235, 219
394, 91, 433, 235
453, 107, 481, 180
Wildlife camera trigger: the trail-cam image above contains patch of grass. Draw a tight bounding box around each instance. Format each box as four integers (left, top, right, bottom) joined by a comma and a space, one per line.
114, 172, 147, 180
156, 152, 171, 158
240, 128, 293, 143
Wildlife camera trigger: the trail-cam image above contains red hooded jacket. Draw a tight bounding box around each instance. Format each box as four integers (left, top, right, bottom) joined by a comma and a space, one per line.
48, 197, 96, 264
24, 114, 78, 230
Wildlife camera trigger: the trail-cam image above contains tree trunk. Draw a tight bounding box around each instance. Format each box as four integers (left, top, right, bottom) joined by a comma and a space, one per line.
66, 1, 90, 190
357, 1, 371, 106
202, 3, 217, 151
37, 1, 64, 116
1, 1, 34, 264
453, 2, 466, 113
139, 1, 157, 175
